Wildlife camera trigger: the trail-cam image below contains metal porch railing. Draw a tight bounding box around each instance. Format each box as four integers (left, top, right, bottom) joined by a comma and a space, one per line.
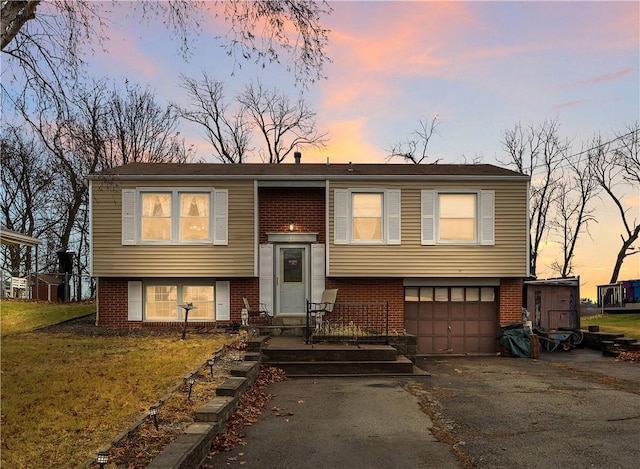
305, 300, 389, 345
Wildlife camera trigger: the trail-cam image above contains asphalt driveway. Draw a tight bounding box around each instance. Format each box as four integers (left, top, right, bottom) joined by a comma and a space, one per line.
205, 349, 639, 469
415, 349, 640, 469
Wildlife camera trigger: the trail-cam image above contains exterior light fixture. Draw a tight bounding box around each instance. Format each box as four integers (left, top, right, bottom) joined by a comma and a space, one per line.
97, 451, 109, 469
208, 358, 215, 378
149, 405, 159, 430
289, 222, 295, 232
188, 375, 195, 399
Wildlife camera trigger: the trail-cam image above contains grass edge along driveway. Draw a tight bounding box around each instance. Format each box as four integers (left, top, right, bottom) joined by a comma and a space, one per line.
0, 301, 230, 468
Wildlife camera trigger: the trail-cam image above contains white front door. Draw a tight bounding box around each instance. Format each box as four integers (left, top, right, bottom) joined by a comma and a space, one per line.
276, 245, 308, 315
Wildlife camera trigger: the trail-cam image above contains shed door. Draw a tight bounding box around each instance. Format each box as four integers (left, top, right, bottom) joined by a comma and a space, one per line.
405, 286, 498, 354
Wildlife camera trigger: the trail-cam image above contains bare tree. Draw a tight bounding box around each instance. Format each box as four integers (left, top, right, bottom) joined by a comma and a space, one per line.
500, 118, 570, 277
589, 125, 640, 283
238, 80, 327, 163
0, 125, 56, 275
106, 82, 192, 167
176, 73, 251, 164
387, 115, 441, 164
1, 1, 331, 94
549, 152, 599, 278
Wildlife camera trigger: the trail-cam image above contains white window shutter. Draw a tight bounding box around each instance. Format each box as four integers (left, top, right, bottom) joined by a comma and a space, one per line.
215, 281, 230, 320
127, 281, 142, 321
213, 189, 228, 245
311, 244, 326, 303
334, 189, 349, 244
122, 190, 136, 245
259, 244, 274, 314
480, 190, 495, 245
386, 189, 401, 244
421, 190, 435, 245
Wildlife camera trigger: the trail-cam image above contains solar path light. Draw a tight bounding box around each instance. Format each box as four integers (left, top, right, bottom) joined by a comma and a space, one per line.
149, 405, 159, 430
97, 451, 109, 469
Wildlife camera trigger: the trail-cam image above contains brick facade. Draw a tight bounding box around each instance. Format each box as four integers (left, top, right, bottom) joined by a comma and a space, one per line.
258, 187, 325, 243
326, 278, 405, 332
499, 278, 524, 325
97, 277, 259, 327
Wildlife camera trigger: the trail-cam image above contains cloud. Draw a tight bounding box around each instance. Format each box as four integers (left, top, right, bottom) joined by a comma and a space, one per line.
562, 68, 635, 89
552, 99, 591, 111
302, 118, 386, 164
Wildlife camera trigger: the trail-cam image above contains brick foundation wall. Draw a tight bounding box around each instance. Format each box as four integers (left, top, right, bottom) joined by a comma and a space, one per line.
499, 278, 524, 325
259, 187, 325, 243
326, 278, 405, 332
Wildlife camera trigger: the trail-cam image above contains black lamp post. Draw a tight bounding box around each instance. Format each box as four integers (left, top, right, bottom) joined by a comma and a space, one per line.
179, 303, 195, 340
149, 405, 159, 430
208, 358, 215, 378
96, 451, 109, 469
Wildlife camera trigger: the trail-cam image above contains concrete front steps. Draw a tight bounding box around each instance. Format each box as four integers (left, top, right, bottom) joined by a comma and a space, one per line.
255, 335, 428, 377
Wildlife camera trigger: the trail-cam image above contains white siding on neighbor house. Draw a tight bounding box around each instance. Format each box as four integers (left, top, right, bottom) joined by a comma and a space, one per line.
328, 180, 528, 277
91, 180, 254, 277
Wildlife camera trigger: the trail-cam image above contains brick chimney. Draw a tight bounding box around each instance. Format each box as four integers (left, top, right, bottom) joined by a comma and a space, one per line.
294, 151, 302, 164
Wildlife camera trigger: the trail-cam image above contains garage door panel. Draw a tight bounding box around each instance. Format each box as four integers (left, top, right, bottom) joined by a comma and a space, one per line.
418, 320, 432, 335
405, 303, 418, 320
434, 320, 449, 335
450, 320, 465, 335
465, 320, 480, 335
450, 336, 465, 351
464, 337, 480, 352
479, 320, 498, 335
405, 320, 418, 335
432, 336, 449, 352
450, 306, 465, 320
433, 305, 448, 320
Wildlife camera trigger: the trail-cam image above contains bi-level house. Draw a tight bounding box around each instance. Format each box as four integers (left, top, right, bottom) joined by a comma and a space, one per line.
87, 159, 530, 354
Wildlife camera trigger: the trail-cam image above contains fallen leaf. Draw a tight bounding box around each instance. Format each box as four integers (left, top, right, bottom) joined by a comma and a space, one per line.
297, 400, 305, 404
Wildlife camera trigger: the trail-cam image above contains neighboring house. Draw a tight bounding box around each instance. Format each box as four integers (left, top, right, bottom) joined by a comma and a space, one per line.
86, 160, 530, 353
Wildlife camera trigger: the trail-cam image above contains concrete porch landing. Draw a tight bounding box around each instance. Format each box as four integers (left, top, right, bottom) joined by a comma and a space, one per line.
255, 335, 430, 377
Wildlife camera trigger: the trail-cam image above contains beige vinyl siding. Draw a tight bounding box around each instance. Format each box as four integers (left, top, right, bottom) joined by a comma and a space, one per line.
91, 180, 254, 277
328, 180, 528, 277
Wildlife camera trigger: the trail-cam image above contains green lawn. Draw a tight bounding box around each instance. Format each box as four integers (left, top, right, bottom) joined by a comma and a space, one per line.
0, 301, 231, 468
581, 313, 640, 340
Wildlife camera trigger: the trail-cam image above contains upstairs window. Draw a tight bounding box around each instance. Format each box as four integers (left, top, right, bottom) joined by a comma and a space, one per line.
421, 190, 494, 245
334, 189, 401, 245
438, 193, 476, 242
122, 188, 228, 245
141, 193, 172, 241
180, 193, 210, 241
352, 193, 383, 241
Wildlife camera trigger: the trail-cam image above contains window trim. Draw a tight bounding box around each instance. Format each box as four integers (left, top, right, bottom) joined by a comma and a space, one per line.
436, 190, 479, 245
334, 188, 401, 245
351, 191, 384, 244
421, 189, 494, 246
122, 187, 228, 246
143, 280, 216, 322
139, 188, 213, 245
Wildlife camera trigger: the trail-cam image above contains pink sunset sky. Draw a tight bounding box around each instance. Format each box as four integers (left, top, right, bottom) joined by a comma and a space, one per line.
22, 1, 640, 298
